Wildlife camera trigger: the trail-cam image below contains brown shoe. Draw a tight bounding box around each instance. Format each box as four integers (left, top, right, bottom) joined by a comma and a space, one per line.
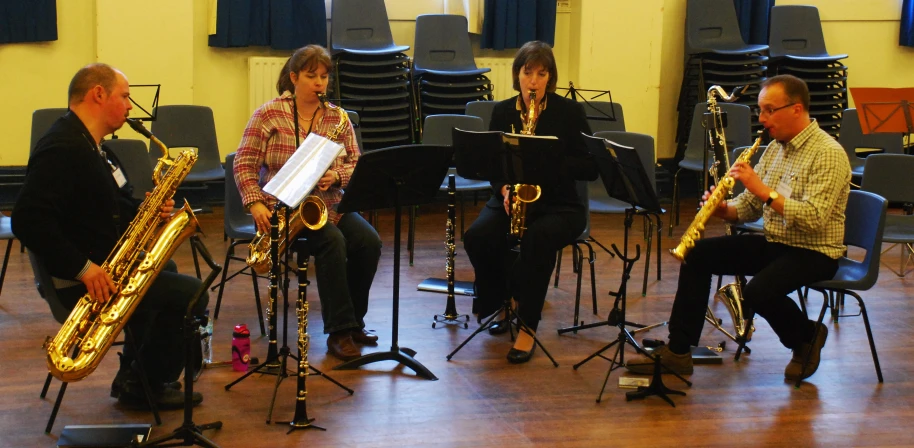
350, 328, 379, 345
625, 345, 693, 375
327, 331, 362, 361
785, 322, 828, 381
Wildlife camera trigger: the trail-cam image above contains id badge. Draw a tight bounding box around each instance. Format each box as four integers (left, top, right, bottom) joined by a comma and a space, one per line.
776, 178, 792, 200
112, 166, 128, 188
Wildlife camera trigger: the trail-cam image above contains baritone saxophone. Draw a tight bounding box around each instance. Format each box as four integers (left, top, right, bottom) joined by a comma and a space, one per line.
45, 118, 200, 382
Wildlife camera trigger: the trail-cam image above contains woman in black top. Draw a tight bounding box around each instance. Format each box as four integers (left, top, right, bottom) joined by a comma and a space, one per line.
464, 41, 596, 363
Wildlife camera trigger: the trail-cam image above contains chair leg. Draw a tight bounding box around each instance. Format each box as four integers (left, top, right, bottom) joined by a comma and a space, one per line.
0, 239, 11, 296
46, 381, 68, 433
849, 290, 884, 382
408, 206, 416, 266
213, 241, 236, 320
252, 265, 265, 336
190, 242, 201, 279
655, 214, 662, 281
669, 168, 683, 237
642, 216, 653, 296
553, 248, 564, 288
584, 241, 597, 315
572, 245, 583, 327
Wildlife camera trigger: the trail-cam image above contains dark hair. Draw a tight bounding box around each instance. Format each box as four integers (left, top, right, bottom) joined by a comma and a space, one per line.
68, 63, 117, 105
511, 41, 558, 93
276, 45, 333, 95
761, 74, 810, 111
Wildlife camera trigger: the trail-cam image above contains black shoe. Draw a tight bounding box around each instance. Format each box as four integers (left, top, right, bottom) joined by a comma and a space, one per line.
506, 344, 536, 364
488, 318, 512, 335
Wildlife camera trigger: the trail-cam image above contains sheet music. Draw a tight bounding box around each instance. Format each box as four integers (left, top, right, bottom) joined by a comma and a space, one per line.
263, 133, 344, 208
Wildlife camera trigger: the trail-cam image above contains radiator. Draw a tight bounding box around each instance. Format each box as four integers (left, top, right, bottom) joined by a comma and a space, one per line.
476, 57, 514, 101
248, 57, 288, 113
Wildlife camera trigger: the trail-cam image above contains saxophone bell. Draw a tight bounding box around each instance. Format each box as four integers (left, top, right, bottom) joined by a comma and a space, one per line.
714, 280, 754, 341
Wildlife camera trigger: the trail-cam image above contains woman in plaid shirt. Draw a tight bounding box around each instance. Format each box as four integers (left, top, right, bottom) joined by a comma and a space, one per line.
234, 45, 381, 362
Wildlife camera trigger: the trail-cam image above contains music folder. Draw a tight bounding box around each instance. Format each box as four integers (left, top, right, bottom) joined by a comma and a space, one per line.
58, 424, 152, 447
262, 133, 344, 208
452, 129, 562, 188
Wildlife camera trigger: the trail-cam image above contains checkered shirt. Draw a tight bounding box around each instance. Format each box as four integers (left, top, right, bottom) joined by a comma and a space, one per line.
234, 92, 359, 225
730, 120, 851, 259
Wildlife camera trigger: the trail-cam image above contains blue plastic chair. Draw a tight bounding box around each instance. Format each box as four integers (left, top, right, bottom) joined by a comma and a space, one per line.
769, 5, 847, 61
30, 108, 68, 154
413, 15, 490, 77
860, 154, 914, 277
686, 0, 769, 55
798, 190, 888, 387
329, 0, 409, 55
211, 153, 265, 335
465, 100, 496, 130
149, 105, 224, 184
839, 109, 905, 180
0, 214, 14, 297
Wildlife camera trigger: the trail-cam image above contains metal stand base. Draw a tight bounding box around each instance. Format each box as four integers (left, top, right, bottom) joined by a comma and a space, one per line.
446, 300, 559, 367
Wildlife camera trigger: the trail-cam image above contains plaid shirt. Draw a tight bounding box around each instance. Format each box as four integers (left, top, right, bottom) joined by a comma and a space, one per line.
730, 120, 851, 259
234, 92, 359, 225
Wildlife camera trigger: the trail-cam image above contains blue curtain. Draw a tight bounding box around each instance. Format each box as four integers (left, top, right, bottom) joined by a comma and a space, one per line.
0, 0, 57, 44
209, 0, 326, 49
732, 0, 774, 45
480, 0, 556, 51
902, 0, 914, 47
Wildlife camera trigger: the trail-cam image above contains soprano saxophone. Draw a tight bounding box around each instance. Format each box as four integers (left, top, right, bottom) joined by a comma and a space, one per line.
46, 119, 199, 382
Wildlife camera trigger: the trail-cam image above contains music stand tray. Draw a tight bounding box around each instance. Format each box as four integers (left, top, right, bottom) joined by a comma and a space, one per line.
332, 144, 453, 380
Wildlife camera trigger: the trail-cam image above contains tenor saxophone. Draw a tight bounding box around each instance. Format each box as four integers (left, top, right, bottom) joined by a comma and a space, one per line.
246, 93, 349, 274
669, 135, 763, 262
510, 91, 543, 240
46, 119, 200, 382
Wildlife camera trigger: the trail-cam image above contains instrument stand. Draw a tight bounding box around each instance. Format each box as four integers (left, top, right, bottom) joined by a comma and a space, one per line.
333, 145, 452, 381
570, 243, 690, 406
446, 291, 559, 366
225, 207, 352, 423
138, 236, 223, 447
623, 354, 686, 407
275, 239, 353, 433
432, 175, 470, 329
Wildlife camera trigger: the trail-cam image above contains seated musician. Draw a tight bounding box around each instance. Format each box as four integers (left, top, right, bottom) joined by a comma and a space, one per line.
626, 75, 851, 381
234, 45, 382, 362
463, 41, 597, 364
13, 63, 206, 409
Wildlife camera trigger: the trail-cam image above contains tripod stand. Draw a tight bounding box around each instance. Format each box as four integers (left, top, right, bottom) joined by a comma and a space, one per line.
224, 208, 352, 425
139, 236, 222, 447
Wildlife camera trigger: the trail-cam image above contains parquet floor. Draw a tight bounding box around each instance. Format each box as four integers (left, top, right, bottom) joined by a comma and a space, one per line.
1, 203, 912, 447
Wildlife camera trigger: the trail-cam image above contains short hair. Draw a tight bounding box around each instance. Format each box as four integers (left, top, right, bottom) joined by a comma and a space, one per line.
511, 41, 558, 93
761, 74, 810, 111
68, 63, 118, 105
276, 45, 333, 95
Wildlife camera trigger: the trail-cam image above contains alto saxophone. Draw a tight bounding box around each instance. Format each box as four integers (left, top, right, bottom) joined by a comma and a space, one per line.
247, 93, 349, 274
46, 119, 200, 382
510, 91, 542, 240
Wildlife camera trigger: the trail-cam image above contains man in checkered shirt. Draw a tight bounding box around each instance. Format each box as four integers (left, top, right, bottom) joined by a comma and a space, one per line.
627, 75, 851, 381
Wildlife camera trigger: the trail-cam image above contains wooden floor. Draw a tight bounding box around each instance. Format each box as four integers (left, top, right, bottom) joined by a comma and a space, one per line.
1, 203, 913, 447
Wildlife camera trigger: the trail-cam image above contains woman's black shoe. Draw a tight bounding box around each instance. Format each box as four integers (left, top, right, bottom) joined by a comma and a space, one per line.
488, 318, 512, 335
506, 344, 536, 364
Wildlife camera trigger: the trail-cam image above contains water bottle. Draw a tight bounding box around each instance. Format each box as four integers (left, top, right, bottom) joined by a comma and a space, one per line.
231, 324, 251, 372
201, 310, 214, 365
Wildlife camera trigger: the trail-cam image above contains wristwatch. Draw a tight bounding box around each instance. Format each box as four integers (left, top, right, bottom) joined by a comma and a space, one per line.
765, 190, 779, 206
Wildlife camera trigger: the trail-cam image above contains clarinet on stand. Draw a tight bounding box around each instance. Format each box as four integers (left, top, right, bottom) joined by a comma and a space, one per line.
433, 174, 469, 328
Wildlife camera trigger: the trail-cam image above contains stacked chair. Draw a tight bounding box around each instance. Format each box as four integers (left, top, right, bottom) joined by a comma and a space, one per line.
412, 14, 492, 135
768, 5, 848, 138
676, 0, 768, 161
329, 0, 415, 150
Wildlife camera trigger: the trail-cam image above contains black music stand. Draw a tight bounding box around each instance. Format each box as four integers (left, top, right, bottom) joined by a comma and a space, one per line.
138, 236, 223, 447
567, 136, 690, 406
444, 129, 564, 366
332, 144, 452, 380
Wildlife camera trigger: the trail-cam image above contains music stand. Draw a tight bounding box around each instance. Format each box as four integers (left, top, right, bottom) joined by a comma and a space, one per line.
850, 87, 914, 153
444, 129, 565, 366
138, 236, 223, 447
331, 144, 452, 380
568, 135, 690, 406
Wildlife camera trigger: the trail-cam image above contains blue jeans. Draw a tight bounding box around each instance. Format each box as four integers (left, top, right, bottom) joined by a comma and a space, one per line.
298, 212, 382, 334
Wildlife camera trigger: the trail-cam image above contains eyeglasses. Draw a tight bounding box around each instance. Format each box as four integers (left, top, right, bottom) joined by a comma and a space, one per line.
752, 103, 796, 117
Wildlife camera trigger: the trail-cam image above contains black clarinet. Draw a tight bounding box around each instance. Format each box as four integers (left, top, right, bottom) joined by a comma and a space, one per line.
433, 174, 468, 328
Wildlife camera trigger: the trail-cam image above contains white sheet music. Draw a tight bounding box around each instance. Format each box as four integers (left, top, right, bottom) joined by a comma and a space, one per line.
263, 133, 344, 208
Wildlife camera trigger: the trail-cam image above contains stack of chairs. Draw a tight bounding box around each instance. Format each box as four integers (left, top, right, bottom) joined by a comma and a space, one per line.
768, 5, 848, 138
329, 0, 415, 150
412, 14, 492, 136
676, 0, 768, 161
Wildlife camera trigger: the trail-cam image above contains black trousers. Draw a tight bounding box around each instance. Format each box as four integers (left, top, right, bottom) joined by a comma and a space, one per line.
58, 260, 208, 385
464, 204, 585, 329
669, 234, 838, 351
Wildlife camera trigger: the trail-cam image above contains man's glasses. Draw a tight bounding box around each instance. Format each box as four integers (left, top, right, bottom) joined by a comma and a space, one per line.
751, 103, 796, 117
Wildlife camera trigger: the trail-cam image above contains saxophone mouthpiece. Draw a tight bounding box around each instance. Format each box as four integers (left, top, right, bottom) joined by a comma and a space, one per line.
126, 118, 153, 139
317, 93, 329, 106
529, 91, 536, 102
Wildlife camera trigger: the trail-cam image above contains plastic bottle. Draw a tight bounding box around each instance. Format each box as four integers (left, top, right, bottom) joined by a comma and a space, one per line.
201, 310, 214, 365
231, 324, 251, 372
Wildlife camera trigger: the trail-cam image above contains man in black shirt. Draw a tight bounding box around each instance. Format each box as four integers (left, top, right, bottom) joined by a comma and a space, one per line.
13, 63, 206, 409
